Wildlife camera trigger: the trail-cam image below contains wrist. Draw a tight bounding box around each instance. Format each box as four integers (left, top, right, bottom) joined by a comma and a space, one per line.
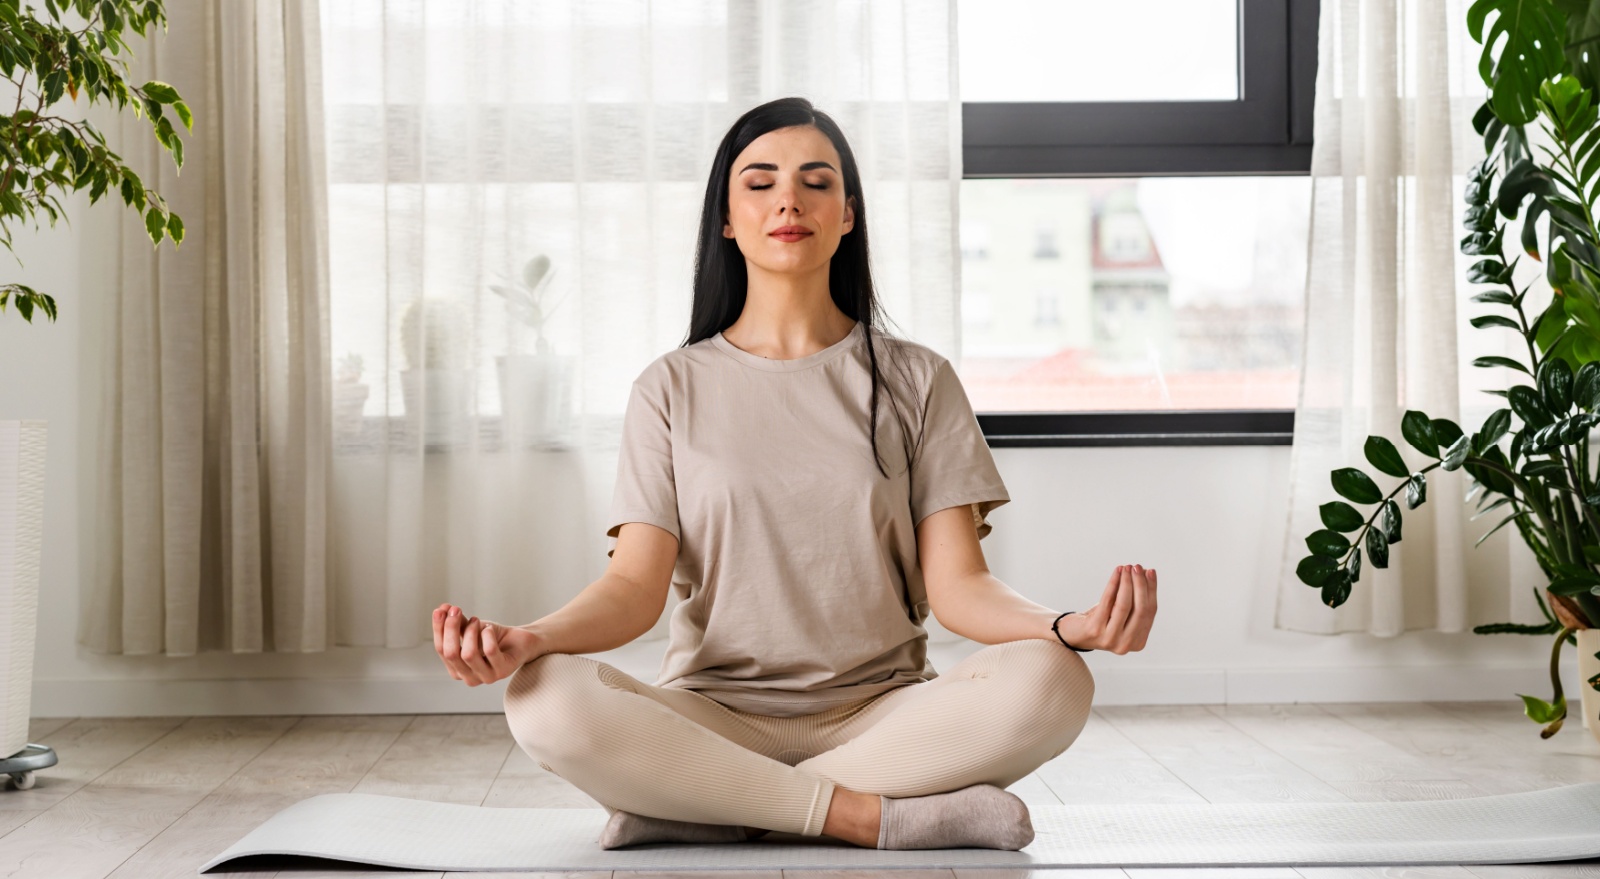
1050, 609, 1092, 652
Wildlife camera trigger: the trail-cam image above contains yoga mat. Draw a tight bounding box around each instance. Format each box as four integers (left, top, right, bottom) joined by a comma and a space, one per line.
199, 782, 1600, 873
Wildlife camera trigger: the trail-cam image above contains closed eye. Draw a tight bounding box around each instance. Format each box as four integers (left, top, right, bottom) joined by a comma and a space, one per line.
750, 183, 830, 190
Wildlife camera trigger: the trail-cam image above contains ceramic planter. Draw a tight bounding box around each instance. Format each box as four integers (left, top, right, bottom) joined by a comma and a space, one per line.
0, 421, 45, 761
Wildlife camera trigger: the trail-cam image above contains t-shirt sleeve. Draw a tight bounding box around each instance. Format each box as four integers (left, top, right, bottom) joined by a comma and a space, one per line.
909, 357, 1010, 540
605, 369, 681, 559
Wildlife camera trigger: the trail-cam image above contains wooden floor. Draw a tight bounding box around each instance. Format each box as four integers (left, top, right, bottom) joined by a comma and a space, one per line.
1, 701, 1598, 878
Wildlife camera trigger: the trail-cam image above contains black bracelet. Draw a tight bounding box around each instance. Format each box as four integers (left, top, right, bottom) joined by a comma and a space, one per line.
1051, 611, 1092, 652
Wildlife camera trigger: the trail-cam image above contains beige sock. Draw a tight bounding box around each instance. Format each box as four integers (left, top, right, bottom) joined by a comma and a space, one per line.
876, 783, 1034, 850
598, 810, 766, 849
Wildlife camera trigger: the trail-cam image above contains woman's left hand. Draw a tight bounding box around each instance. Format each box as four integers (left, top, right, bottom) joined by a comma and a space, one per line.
1061, 564, 1157, 654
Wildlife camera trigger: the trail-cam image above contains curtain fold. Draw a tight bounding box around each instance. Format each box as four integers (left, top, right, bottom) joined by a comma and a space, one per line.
319, 0, 964, 648
80, 0, 331, 654
1275, 0, 1548, 635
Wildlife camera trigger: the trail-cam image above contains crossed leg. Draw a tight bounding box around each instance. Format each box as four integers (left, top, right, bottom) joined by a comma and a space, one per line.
501, 638, 1094, 841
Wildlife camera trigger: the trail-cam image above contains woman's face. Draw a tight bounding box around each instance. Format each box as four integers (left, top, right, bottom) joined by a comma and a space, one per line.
723, 125, 855, 276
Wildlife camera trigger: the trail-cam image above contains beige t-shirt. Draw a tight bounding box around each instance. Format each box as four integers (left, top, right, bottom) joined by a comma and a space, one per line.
604, 320, 1010, 717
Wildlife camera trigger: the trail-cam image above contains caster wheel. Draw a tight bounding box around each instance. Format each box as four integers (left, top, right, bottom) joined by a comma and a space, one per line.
9, 772, 34, 790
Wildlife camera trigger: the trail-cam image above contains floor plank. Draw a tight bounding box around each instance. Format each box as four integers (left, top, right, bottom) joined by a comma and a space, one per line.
1033, 711, 1207, 805
1097, 705, 1349, 804
95, 714, 414, 879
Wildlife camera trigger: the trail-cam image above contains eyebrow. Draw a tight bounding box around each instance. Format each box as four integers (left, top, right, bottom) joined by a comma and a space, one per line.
738, 161, 838, 174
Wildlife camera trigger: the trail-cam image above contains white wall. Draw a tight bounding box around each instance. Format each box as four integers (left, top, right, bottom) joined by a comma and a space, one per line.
0, 199, 1586, 720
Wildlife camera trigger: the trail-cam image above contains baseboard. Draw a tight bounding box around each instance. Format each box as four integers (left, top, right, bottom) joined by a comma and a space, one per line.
31, 643, 1587, 718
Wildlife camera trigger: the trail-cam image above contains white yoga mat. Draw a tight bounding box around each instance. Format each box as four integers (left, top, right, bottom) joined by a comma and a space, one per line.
198, 782, 1600, 872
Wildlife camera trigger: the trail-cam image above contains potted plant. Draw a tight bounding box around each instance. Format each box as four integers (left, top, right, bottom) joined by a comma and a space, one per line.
399, 297, 473, 447
0, 1, 190, 784
332, 352, 369, 445
1297, 0, 1600, 740
492, 254, 574, 449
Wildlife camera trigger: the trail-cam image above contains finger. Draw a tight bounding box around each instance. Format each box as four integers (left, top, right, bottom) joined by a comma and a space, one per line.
432, 605, 448, 656
462, 618, 493, 684
1129, 565, 1148, 646
1092, 566, 1121, 621
442, 609, 464, 680
1109, 564, 1134, 638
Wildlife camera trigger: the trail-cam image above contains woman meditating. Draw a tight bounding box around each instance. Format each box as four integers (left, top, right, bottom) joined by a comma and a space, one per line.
431, 96, 1159, 852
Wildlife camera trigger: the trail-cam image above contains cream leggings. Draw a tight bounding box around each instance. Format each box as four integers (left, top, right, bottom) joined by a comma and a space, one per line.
501, 637, 1095, 837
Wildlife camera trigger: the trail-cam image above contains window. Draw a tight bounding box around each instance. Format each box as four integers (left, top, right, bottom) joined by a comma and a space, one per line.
958, 0, 1315, 446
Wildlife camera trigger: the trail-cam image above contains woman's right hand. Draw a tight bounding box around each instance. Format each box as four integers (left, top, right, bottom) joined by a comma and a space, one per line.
433, 604, 544, 686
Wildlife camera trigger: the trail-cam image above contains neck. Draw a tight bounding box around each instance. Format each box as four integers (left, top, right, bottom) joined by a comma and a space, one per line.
725, 263, 856, 359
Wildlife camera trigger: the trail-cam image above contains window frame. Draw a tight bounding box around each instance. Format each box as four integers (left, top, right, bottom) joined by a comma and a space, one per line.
962, 0, 1317, 447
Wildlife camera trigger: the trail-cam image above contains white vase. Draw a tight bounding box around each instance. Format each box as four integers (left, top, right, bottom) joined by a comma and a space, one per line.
332, 381, 370, 444
399, 369, 473, 446
495, 354, 575, 448
0, 421, 45, 760
1578, 628, 1600, 747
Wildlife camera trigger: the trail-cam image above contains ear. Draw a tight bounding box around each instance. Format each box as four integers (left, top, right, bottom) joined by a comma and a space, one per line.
843, 195, 856, 234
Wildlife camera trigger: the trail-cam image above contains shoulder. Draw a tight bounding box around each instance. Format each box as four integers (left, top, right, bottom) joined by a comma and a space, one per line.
864, 329, 954, 398
628, 337, 722, 397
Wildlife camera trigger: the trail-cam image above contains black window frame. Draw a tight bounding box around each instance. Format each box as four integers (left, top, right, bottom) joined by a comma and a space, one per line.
962, 0, 1317, 447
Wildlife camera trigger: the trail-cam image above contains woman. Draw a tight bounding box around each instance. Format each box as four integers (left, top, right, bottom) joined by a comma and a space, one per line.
432, 97, 1158, 851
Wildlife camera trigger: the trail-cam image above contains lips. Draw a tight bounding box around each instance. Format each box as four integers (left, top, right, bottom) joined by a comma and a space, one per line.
770, 227, 813, 241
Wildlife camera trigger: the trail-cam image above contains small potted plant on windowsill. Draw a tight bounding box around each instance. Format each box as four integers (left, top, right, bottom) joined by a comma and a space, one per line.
492, 254, 574, 450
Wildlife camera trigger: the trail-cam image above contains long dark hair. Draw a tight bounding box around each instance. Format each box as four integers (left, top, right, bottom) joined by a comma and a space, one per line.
683, 96, 921, 480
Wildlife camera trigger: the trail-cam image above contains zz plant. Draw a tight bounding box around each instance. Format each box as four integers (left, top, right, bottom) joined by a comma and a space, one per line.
1298, 0, 1600, 738
0, 0, 189, 323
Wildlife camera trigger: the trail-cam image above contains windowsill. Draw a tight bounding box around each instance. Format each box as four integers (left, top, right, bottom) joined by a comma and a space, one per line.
330, 410, 1295, 453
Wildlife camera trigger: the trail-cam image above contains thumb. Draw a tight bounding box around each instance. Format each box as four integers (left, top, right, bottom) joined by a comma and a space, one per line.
481, 622, 499, 656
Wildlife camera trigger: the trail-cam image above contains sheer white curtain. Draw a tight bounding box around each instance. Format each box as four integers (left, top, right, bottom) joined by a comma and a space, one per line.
320, 1, 964, 647
1275, 0, 1549, 635
80, 0, 331, 655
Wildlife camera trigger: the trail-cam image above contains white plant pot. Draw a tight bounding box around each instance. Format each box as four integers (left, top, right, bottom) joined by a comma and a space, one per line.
0, 421, 45, 760
400, 369, 474, 446
332, 382, 370, 444
1578, 628, 1600, 747
495, 354, 575, 448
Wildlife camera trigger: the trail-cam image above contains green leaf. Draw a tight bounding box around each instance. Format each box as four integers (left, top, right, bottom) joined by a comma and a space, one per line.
1331, 468, 1384, 505
1320, 569, 1353, 607
172, 100, 192, 131
1431, 417, 1465, 449
1470, 290, 1515, 305
166, 211, 183, 246
141, 80, 180, 103
1508, 384, 1554, 427
1401, 410, 1439, 456
1441, 435, 1471, 471
1538, 355, 1575, 413
1347, 545, 1362, 583
1363, 436, 1410, 478
1379, 499, 1402, 544
1476, 408, 1512, 452
143, 205, 165, 245
1319, 500, 1366, 533
1405, 473, 1427, 509
1470, 314, 1523, 331
1575, 361, 1600, 410
1473, 355, 1532, 375
1296, 554, 1340, 587
1365, 525, 1390, 568
1517, 693, 1565, 725
1307, 529, 1352, 558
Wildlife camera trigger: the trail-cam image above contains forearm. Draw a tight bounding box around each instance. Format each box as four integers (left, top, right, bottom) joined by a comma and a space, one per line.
516, 573, 663, 655
931, 571, 1062, 645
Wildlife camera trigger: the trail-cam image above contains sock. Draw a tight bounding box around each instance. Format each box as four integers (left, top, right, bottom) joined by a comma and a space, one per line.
598, 810, 765, 849
876, 783, 1034, 850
